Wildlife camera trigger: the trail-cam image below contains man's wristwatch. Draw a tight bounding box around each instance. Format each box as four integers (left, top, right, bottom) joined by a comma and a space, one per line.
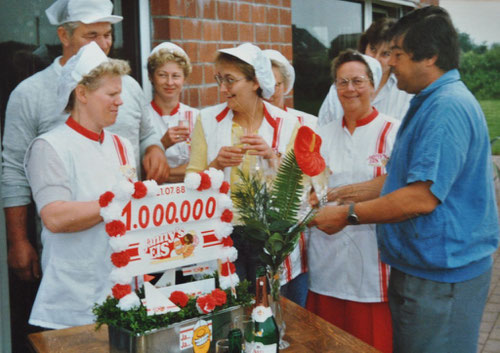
347, 203, 360, 225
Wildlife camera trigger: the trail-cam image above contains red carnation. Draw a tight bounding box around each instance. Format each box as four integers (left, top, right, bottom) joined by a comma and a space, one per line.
105, 220, 126, 237
294, 126, 326, 177
197, 172, 212, 191
222, 236, 233, 247
196, 294, 216, 314
169, 291, 189, 308
211, 288, 227, 306
99, 191, 115, 207
112, 283, 132, 299
132, 181, 147, 199
219, 181, 230, 194
220, 261, 236, 276
111, 250, 130, 268
221, 209, 233, 223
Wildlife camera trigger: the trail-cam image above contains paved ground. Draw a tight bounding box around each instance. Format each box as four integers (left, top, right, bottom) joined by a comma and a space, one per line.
478, 156, 500, 353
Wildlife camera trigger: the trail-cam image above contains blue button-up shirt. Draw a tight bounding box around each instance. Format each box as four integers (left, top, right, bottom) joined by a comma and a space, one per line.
377, 69, 499, 283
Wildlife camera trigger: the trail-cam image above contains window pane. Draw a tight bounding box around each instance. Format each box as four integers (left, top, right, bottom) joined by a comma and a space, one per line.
292, 0, 363, 115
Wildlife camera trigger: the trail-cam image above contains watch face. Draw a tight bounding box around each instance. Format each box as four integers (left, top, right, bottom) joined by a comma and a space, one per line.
347, 204, 359, 225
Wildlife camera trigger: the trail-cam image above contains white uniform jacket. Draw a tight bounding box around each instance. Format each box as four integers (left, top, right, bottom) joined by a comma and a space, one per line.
25, 119, 136, 329
147, 101, 199, 168
309, 109, 400, 302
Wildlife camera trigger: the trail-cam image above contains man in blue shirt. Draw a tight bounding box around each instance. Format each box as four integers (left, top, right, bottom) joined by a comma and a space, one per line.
311, 6, 499, 353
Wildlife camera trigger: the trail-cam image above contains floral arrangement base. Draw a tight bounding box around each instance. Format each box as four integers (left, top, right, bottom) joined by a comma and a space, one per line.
108, 305, 243, 353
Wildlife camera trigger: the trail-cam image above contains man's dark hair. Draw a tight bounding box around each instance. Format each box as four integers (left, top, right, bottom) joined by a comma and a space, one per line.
358, 17, 396, 54
388, 5, 459, 71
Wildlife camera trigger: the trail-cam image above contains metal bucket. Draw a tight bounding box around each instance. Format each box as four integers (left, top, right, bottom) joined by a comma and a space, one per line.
108, 305, 243, 353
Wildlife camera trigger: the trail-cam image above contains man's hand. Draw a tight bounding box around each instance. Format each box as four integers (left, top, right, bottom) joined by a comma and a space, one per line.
5, 206, 40, 281
8, 239, 40, 281
309, 204, 349, 235
142, 145, 170, 183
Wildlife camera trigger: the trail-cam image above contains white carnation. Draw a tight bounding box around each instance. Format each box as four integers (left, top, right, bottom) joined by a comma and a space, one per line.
207, 167, 224, 190
217, 194, 233, 210
143, 180, 160, 196
184, 173, 201, 190
110, 268, 132, 284
117, 292, 141, 311
109, 236, 129, 252
219, 273, 240, 290
100, 202, 123, 223
112, 180, 135, 201
214, 222, 233, 240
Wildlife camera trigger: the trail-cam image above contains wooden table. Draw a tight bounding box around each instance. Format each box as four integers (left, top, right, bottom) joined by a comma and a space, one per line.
29, 298, 381, 353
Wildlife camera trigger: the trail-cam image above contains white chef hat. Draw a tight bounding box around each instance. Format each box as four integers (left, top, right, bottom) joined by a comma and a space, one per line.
218, 43, 275, 100
150, 42, 189, 61
361, 54, 382, 91
46, 0, 123, 26
57, 41, 109, 113
263, 49, 295, 95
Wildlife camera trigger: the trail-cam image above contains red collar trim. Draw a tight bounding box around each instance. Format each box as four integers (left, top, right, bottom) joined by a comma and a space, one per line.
170, 103, 180, 116
216, 106, 231, 122
342, 107, 379, 128
151, 101, 163, 116
262, 103, 277, 129
150, 101, 180, 116
66, 117, 104, 143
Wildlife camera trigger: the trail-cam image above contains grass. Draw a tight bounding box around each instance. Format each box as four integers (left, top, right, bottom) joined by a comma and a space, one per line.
480, 100, 500, 155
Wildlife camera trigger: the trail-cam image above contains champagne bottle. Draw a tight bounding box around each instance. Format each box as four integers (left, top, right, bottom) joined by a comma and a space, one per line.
244, 267, 279, 353
228, 328, 243, 353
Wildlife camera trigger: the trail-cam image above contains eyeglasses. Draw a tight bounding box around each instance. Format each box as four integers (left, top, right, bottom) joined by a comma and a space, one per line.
335, 76, 370, 90
214, 74, 245, 87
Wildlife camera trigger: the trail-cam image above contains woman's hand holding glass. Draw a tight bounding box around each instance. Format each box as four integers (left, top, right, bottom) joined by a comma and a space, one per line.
211, 145, 245, 170
161, 125, 190, 149
239, 133, 274, 159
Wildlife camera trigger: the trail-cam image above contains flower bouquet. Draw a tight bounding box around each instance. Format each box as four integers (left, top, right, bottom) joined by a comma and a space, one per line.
232, 126, 325, 346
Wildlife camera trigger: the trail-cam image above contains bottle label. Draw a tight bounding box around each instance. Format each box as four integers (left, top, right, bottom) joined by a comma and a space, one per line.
245, 341, 278, 353
251, 305, 273, 323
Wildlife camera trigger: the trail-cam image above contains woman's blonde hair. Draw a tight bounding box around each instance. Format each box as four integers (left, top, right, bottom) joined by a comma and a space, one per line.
147, 50, 192, 79
65, 58, 130, 113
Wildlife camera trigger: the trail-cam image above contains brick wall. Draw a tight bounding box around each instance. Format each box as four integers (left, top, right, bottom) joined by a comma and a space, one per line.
150, 0, 293, 109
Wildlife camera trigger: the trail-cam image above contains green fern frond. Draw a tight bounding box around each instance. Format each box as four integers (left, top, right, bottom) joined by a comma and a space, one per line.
270, 150, 304, 222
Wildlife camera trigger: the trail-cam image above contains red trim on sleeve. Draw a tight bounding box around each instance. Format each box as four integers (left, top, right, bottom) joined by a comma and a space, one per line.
66, 117, 104, 143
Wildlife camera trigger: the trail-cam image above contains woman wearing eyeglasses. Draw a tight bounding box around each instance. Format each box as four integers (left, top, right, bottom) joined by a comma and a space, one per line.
147, 42, 199, 182
186, 42, 299, 287
306, 49, 401, 353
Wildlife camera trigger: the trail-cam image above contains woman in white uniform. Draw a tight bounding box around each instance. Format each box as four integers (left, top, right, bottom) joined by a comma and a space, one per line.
25, 42, 136, 329
187, 42, 299, 288
263, 49, 317, 130
147, 42, 199, 182
307, 49, 400, 353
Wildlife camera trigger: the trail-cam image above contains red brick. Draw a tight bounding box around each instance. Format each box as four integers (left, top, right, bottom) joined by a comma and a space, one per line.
254, 0, 268, 4
183, 42, 199, 63
199, 42, 218, 63
200, 0, 216, 19
154, 0, 185, 16
280, 8, 291, 25
218, 1, 234, 21
204, 64, 216, 85
260, 43, 272, 50
189, 64, 203, 85
283, 25, 292, 43
239, 23, 254, 42
266, 7, 279, 24
236, 3, 251, 22
222, 22, 238, 42
255, 24, 270, 43
282, 0, 291, 8
153, 18, 182, 40
203, 21, 221, 41
270, 26, 281, 43
269, 0, 281, 5
280, 44, 292, 60
270, 43, 281, 51
201, 85, 219, 107
183, 19, 202, 40
185, 87, 200, 108
150, 0, 168, 15
185, 1, 197, 17
252, 5, 266, 24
